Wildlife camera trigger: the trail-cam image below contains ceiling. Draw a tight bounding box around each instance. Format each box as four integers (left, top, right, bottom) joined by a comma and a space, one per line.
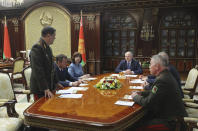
0, 0, 127, 10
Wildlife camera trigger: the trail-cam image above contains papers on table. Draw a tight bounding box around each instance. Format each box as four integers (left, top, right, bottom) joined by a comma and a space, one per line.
115, 100, 134, 106
69, 87, 88, 91
79, 83, 88, 86
56, 87, 88, 95
56, 90, 77, 94
129, 86, 143, 89
110, 74, 120, 77
85, 77, 97, 81
130, 79, 144, 84
123, 95, 132, 100
125, 75, 137, 77
59, 94, 83, 98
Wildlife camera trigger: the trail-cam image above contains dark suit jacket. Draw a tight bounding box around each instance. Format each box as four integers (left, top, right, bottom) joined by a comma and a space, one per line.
30, 38, 58, 96
133, 69, 187, 119
54, 63, 77, 87
115, 59, 143, 74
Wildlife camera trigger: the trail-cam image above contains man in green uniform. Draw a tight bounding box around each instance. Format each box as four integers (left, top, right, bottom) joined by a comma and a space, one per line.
131, 54, 187, 131
30, 26, 63, 101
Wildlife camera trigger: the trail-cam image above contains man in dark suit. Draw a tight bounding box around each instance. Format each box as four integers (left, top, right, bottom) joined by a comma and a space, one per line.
115, 51, 142, 74
131, 54, 187, 131
55, 54, 80, 87
30, 26, 63, 101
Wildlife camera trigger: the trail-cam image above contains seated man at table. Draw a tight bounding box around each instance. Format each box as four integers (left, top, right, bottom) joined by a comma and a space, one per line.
55, 54, 81, 87
131, 54, 187, 131
140, 51, 184, 98
115, 51, 142, 75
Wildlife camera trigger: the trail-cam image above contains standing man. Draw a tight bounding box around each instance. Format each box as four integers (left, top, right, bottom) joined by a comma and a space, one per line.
115, 51, 142, 74
131, 54, 187, 131
30, 26, 63, 101
55, 54, 81, 87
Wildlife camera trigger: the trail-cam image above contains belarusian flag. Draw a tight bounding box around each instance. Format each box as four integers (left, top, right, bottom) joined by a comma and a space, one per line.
78, 11, 86, 66
3, 16, 11, 59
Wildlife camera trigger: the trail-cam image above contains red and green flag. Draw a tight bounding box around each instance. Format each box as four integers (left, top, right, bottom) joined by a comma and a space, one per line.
3, 16, 11, 59
78, 11, 86, 66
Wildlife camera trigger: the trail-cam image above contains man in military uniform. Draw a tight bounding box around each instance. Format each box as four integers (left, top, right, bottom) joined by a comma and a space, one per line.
131, 54, 187, 131
30, 26, 63, 101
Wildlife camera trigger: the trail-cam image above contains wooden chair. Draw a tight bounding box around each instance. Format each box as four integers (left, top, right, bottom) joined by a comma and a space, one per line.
182, 67, 198, 99
0, 72, 32, 120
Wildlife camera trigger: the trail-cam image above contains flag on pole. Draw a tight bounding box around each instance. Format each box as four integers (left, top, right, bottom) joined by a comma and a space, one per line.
78, 10, 86, 66
3, 16, 11, 59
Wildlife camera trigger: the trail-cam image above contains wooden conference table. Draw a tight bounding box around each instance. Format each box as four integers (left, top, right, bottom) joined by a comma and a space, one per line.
24, 73, 145, 131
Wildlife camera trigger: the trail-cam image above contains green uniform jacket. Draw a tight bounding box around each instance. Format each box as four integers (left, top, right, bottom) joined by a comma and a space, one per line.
133, 69, 187, 119
30, 38, 58, 95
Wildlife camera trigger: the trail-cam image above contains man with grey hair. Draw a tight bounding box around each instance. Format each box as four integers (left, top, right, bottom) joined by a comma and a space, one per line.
131, 54, 187, 131
142, 51, 183, 97
115, 51, 142, 74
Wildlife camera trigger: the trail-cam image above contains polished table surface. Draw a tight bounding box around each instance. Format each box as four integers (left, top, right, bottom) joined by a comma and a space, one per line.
24, 73, 145, 131
0, 61, 13, 69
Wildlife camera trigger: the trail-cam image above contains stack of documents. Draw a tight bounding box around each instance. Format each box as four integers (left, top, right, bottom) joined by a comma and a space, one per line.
130, 79, 144, 84
125, 75, 137, 77
85, 77, 97, 81
115, 100, 134, 106
59, 94, 83, 98
123, 95, 133, 100
129, 86, 143, 89
56, 90, 77, 94
79, 83, 89, 86
110, 74, 120, 77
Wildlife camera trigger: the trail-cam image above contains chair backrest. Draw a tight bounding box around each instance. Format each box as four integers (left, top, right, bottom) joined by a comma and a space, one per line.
23, 66, 32, 89
13, 57, 25, 74
0, 73, 15, 100
184, 68, 198, 90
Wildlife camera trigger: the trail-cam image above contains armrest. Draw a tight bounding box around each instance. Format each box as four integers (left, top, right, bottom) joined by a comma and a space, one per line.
14, 90, 31, 94
184, 117, 198, 123
0, 99, 9, 102
183, 99, 198, 103
185, 102, 198, 108
0, 99, 19, 117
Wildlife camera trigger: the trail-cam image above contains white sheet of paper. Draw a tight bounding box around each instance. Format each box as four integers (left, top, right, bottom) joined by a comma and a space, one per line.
125, 75, 137, 77
69, 87, 88, 91
79, 83, 88, 86
115, 100, 134, 106
129, 86, 143, 89
56, 90, 77, 94
110, 74, 120, 77
59, 94, 83, 98
86, 77, 97, 81
130, 79, 144, 84
123, 95, 133, 100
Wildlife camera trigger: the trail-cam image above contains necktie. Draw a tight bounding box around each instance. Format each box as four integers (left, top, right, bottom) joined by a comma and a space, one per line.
127, 62, 130, 69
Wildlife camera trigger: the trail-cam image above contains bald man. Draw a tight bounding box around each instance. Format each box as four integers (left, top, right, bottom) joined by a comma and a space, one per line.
115, 51, 142, 74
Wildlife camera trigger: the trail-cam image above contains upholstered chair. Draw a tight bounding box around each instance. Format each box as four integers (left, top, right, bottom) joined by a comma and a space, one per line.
23, 66, 33, 102
182, 68, 198, 99
0, 100, 23, 131
9, 57, 25, 91
0, 72, 32, 120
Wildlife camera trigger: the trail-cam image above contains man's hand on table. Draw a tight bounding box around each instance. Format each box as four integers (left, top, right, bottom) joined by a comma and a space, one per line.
44, 89, 54, 98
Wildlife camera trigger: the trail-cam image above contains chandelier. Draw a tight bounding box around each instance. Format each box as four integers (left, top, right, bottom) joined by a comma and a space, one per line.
0, 0, 24, 7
